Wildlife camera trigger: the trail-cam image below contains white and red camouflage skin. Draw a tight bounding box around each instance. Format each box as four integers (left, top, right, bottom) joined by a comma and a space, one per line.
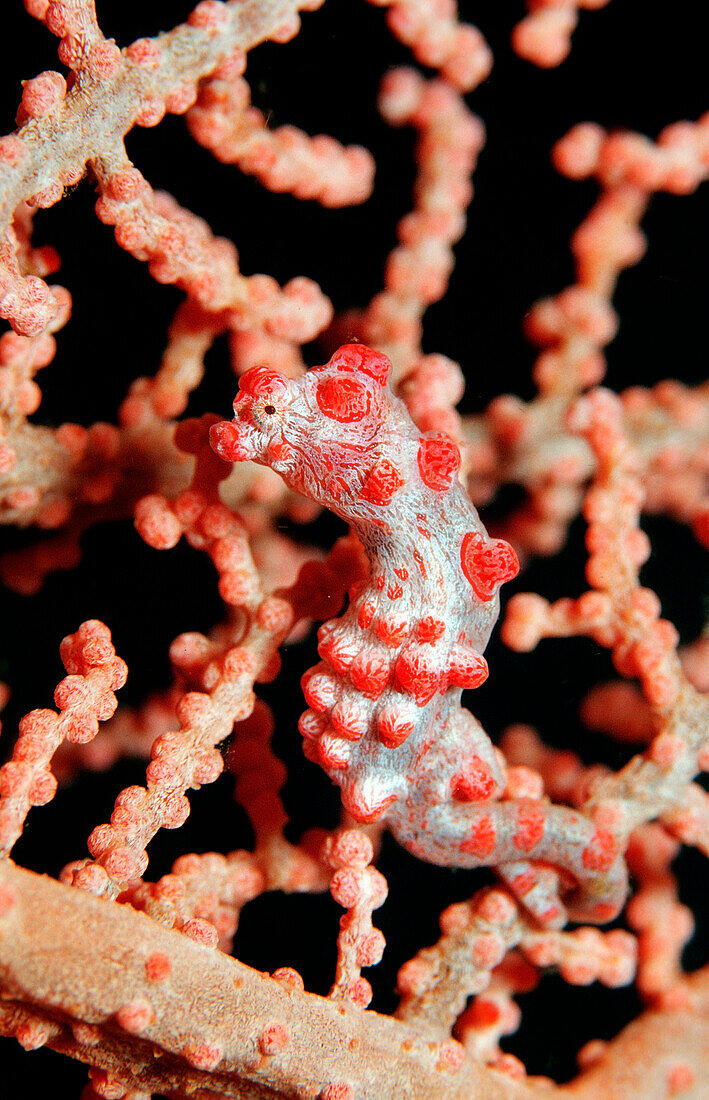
211, 344, 628, 924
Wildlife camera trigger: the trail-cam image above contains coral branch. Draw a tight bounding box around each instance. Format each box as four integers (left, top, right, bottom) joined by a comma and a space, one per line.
0, 860, 526, 1100
0, 620, 127, 854
326, 829, 388, 1008
1, 0, 313, 335
0, 4, 706, 1095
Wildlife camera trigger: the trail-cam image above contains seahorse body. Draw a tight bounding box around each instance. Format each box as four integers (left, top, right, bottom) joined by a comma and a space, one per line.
212, 344, 628, 923
211, 344, 517, 814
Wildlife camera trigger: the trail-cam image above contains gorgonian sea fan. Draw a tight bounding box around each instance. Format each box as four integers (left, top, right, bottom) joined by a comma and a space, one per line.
0, 2, 707, 1098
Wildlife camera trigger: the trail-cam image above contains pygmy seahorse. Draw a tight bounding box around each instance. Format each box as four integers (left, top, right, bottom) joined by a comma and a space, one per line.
211, 344, 628, 924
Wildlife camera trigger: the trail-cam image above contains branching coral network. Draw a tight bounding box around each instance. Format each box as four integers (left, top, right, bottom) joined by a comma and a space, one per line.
0, 1, 707, 1098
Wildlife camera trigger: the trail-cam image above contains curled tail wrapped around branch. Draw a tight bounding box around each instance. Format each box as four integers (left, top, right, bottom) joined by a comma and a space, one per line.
211, 343, 628, 924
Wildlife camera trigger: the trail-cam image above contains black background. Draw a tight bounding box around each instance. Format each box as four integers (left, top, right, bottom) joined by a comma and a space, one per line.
0, 0, 707, 1093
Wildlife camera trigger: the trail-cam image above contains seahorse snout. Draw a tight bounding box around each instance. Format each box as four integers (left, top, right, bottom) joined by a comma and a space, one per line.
209, 419, 256, 463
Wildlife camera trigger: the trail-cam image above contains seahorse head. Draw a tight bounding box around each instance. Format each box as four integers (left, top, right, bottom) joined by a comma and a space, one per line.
210, 344, 404, 512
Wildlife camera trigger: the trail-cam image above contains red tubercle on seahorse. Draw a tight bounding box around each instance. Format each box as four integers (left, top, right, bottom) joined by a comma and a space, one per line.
348, 650, 392, 699
417, 432, 461, 490
461, 530, 520, 601
357, 601, 376, 629
416, 616, 445, 643
393, 646, 442, 705
375, 703, 416, 748
302, 665, 338, 713
460, 815, 497, 858
317, 629, 356, 677
581, 827, 620, 872
330, 699, 369, 741
445, 644, 489, 690
341, 782, 398, 825
212, 344, 626, 920
313, 342, 392, 386
513, 802, 546, 852
359, 459, 405, 505
239, 366, 289, 400
317, 735, 351, 771
375, 615, 410, 648
298, 709, 327, 741
316, 375, 372, 423
451, 755, 497, 802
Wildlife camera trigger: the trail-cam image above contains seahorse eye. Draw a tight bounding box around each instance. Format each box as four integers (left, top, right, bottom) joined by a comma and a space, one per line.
264, 405, 277, 415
